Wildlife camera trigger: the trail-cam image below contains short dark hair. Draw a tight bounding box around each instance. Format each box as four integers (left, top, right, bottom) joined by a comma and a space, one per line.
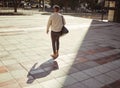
53, 5, 60, 12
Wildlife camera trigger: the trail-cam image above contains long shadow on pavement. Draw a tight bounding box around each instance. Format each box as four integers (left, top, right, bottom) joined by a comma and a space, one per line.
26, 59, 59, 84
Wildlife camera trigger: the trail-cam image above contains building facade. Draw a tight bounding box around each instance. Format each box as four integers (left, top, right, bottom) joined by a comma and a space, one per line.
107, 0, 120, 23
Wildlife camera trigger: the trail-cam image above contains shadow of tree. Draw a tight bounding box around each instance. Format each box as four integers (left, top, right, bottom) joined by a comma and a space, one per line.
27, 59, 59, 84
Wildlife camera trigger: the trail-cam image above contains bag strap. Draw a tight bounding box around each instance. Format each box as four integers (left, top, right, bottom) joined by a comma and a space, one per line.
61, 16, 64, 25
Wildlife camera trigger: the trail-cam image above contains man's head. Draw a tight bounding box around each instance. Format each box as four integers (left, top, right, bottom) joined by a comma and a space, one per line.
53, 5, 60, 12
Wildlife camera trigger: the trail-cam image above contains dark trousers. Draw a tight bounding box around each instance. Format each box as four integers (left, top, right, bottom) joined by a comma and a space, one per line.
51, 31, 61, 54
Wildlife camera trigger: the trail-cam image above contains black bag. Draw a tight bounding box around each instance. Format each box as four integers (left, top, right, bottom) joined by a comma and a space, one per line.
61, 26, 69, 35
61, 16, 69, 36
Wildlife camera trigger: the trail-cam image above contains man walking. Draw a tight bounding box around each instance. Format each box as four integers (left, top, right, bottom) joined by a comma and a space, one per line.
46, 5, 66, 59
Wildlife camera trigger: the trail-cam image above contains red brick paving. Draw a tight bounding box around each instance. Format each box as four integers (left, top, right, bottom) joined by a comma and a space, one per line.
0, 66, 8, 73
109, 80, 120, 88
75, 57, 88, 63
94, 53, 120, 65
84, 46, 115, 55
101, 85, 111, 88
102, 80, 120, 88
0, 79, 17, 87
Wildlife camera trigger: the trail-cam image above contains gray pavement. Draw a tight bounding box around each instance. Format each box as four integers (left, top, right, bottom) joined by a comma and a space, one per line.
0, 14, 120, 88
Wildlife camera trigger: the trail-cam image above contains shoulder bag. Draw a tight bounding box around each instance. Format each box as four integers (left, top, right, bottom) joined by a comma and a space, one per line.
61, 16, 69, 36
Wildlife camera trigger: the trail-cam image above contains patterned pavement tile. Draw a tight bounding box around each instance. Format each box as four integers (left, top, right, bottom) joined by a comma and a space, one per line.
23, 83, 40, 88
83, 49, 97, 55
63, 82, 87, 88
0, 73, 13, 83
0, 61, 3, 66
57, 59, 72, 68
3, 44, 18, 51
20, 60, 42, 68
94, 65, 111, 73
10, 69, 28, 79
0, 79, 18, 87
74, 57, 88, 64
2, 59, 18, 66
21, 83, 43, 88
102, 50, 120, 58
0, 66, 8, 73
75, 57, 88, 63
84, 61, 100, 67
105, 71, 120, 80
76, 51, 87, 58
40, 79, 62, 88
94, 74, 115, 85
61, 57, 76, 64
96, 46, 115, 52
16, 77, 39, 88
56, 75, 77, 87
50, 69, 67, 78
0, 83, 21, 88
61, 66, 79, 75
112, 59, 120, 67
94, 53, 106, 59
81, 78, 104, 88
73, 63, 91, 71
6, 64, 24, 71
84, 54, 98, 60
115, 68, 120, 74
36, 74, 55, 83
16, 56, 32, 63
83, 68, 102, 77
103, 62, 119, 70
70, 71, 90, 81
94, 58, 108, 65
0, 51, 9, 58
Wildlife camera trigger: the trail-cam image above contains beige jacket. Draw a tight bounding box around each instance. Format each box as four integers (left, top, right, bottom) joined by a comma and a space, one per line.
47, 12, 66, 32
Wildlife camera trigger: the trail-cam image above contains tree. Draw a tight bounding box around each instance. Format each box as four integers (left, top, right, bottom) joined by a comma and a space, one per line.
13, 0, 21, 12
64, 0, 68, 12
69, 0, 79, 10
49, 0, 99, 12
39, 0, 45, 11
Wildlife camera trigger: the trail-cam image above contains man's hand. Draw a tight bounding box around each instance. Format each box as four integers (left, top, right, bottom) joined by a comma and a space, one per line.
46, 29, 49, 34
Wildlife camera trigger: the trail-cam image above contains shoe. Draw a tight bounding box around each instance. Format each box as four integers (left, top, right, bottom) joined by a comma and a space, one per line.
51, 53, 58, 59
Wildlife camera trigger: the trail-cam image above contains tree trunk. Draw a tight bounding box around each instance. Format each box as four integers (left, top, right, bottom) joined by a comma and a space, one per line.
64, 0, 68, 12
14, 4, 17, 12
42, 0, 45, 11
39, 0, 41, 11
13, 0, 18, 12
13, 0, 21, 12
50, 0, 54, 8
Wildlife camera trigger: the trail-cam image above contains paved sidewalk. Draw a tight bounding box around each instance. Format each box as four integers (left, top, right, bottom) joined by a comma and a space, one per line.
0, 15, 120, 88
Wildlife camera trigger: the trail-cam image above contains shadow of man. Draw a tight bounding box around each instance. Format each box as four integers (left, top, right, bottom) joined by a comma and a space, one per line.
27, 59, 59, 84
